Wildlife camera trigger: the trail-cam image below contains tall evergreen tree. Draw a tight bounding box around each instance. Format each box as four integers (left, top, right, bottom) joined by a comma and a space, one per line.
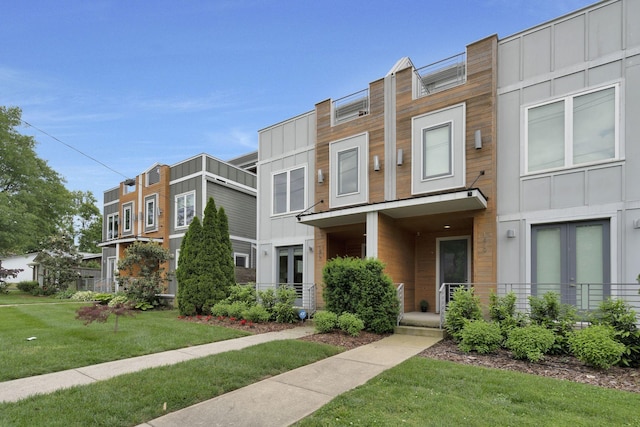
176, 216, 204, 316
216, 206, 235, 292
200, 197, 224, 309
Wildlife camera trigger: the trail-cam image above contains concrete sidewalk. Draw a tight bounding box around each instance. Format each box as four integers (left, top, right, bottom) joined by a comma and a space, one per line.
138, 333, 440, 427
0, 326, 315, 403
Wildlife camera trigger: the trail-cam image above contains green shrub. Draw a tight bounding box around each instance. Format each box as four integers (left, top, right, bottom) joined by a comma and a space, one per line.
16, 280, 39, 294
322, 257, 399, 334
505, 325, 555, 362
338, 312, 365, 337
489, 291, 526, 339
71, 291, 97, 301
108, 294, 129, 307
211, 302, 231, 317
257, 288, 276, 318
528, 292, 577, 354
94, 293, 114, 304
591, 298, 640, 367
444, 287, 482, 342
224, 284, 257, 305
227, 301, 249, 319
274, 302, 297, 323
569, 325, 626, 369
54, 289, 77, 299
314, 311, 338, 333
243, 305, 271, 323
458, 320, 503, 354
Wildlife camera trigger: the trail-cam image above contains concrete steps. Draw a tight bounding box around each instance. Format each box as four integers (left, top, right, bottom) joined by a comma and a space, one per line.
394, 325, 445, 339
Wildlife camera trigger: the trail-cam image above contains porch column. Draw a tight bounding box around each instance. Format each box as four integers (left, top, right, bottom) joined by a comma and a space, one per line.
366, 211, 379, 259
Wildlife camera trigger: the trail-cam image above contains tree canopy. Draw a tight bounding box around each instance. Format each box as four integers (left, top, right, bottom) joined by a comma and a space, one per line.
0, 107, 74, 255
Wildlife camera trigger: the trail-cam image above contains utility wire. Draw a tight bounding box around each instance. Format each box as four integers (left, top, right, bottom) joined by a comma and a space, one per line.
21, 120, 131, 180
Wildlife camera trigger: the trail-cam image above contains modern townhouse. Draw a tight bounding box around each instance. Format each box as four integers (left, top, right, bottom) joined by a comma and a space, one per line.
496, 0, 640, 312
258, 35, 498, 315
100, 152, 257, 296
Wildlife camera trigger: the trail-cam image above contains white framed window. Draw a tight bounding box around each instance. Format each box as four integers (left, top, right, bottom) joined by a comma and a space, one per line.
272, 166, 306, 215
145, 195, 156, 230
175, 191, 195, 229
411, 103, 465, 195
337, 147, 359, 195
107, 213, 119, 240
234, 253, 249, 268
525, 85, 618, 173
422, 122, 452, 180
122, 203, 133, 234
329, 133, 368, 208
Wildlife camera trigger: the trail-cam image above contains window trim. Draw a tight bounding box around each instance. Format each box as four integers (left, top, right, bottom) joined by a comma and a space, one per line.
234, 253, 249, 268
122, 203, 133, 234
524, 84, 619, 175
421, 121, 454, 181
106, 213, 119, 240
337, 146, 360, 196
145, 194, 157, 231
175, 191, 196, 230
329, 132, 369, 209
271, 165, 307, 217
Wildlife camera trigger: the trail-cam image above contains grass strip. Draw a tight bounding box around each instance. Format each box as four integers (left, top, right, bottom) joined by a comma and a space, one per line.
0, 340, 341, 427
297, 357, 640, 426
0, 305, 248, 381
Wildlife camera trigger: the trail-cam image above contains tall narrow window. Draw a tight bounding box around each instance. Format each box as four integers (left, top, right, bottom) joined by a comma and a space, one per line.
337, 147, 358, 195
145, 197, 156, 229
272, 167, 305, 215
526, 86, 617, 173
176, 192, 195, 228
122, 204, 132, 234
422, 123, 452, 179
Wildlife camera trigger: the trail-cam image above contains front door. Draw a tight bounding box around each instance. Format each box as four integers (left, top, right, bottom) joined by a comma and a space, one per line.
107, 257, 117, 293
437, 237, 470, 310
277, 246, 303, 306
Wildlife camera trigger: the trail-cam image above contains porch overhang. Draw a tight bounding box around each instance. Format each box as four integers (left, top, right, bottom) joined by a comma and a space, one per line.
97, 237, 164, 247
298, 188, 487, 228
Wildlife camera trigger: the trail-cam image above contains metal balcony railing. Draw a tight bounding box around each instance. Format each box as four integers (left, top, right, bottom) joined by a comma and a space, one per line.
251, 283, 317, 313
333, 88, 369, 125
415, 52, 466, 98
439, 282, 640, 328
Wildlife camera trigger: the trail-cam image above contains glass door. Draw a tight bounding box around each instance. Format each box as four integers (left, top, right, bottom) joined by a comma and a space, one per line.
438, 237, 470, 307
277, 246, 304, 306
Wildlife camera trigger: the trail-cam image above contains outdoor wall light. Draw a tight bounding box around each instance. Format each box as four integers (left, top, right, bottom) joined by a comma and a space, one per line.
317, 169, 324, 184
475, 129, 482, 149
397, 149, 403, 166
634, 219, 640, 229
507, 229, 516, 238
373, 155, 380, 171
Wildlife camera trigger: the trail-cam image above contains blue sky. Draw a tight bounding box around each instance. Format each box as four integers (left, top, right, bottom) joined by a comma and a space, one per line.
1, 0, 595, 203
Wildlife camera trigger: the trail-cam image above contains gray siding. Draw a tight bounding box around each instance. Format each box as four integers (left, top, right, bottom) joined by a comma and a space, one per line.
206, 157, 257, 189
497, 0, 640, 284
171, 156, 202, 181
206, 182, 256, 240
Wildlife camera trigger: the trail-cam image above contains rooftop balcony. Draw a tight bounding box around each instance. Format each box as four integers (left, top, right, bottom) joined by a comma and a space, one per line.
415, 52, 466, 98
332, 88, 369, 125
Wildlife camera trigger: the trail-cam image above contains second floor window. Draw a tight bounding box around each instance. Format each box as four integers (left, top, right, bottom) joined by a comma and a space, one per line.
107, 213, 119, 240
145, 197, 156, 229
526, 85, 617, 173
423, 123, 452, 180
122, 204, 132, 234
273, 167, 305, 215
176, 192, 195, 228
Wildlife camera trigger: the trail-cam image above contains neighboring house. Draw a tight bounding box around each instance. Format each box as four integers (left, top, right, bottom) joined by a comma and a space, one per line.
258, 36, 498, 313
496, 0, 640, 311
99, 153, 257, 296
0, 253, 38, 283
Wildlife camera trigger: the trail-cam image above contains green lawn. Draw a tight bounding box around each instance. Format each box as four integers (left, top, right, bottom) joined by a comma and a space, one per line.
0, 340, 342, 427
0, 302, 249, 381
297, 357, 640, 426
0, 289, 76, 305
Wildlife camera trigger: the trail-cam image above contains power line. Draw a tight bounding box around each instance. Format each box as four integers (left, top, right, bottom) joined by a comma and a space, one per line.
21, 120, 131, 180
